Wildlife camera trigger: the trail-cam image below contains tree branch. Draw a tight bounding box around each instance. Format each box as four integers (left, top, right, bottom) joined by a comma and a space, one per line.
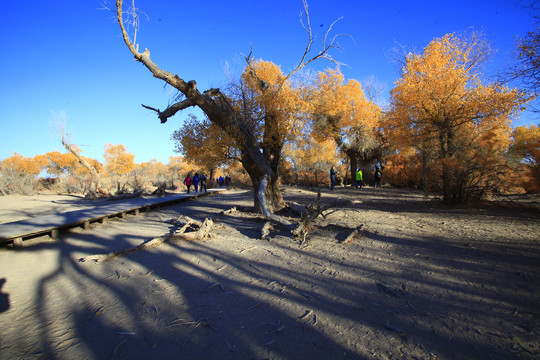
142, 97, 197, 123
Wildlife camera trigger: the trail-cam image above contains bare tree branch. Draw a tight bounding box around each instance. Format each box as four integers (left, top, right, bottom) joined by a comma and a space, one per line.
142, 97, 197, 123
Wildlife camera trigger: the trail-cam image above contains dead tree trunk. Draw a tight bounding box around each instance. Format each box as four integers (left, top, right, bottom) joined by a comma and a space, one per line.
114, 0, 341, 224
61, 137, 101, 198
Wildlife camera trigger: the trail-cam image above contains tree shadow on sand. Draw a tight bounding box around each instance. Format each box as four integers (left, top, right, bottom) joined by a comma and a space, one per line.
0, 188, 538, 359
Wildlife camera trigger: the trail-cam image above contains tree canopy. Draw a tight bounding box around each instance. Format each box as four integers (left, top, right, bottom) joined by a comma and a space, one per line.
385, 33, 532, 202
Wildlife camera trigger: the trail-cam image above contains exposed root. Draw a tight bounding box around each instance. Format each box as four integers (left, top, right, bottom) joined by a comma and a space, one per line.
79, 216, 216, 263
292, 187, 355, 244
221, 207, 238, 215
261, 221, 273, 240
342, 224, 364, 244
258, 176, 292, 226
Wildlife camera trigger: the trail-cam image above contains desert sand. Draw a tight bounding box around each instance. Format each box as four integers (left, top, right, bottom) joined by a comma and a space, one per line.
0, 187, 538, 359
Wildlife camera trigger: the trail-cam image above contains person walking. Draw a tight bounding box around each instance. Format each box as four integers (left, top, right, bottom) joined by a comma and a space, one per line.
330, 166, 338, 190
201, 173, 207, 192
192, 173, 200, 192
355, 168, 363, 189
374, 167, 382, 188
183, 174, 192, 193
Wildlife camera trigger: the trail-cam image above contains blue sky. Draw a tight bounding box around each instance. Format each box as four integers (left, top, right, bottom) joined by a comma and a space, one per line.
0, 0, 536, 165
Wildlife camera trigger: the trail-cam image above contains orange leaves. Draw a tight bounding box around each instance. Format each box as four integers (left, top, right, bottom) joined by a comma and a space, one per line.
104, 143, 135, 177
45, 151, 77, 177
389, 33, 530, 141
2, 153, 48, 177
511, 124, 540, 164
171, 114, 235, 171
240, 59, 306, 140
387, 32, 529, 150
311, 68, 380, 145
385, 32, 533, 201
510, 125, 540, 192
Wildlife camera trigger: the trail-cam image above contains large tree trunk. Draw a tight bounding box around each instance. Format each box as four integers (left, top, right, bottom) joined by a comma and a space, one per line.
114, 0, 339, 223
241, 149, 286, 214
440, 126, 457, 204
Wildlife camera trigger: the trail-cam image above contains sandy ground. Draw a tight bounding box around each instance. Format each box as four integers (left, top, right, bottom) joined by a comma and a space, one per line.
0, 187, 539, 360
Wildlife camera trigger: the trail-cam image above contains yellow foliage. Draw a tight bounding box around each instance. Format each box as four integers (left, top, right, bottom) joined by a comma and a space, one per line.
2, 153, 48, 177
387, 33, 530, 149
511, 125, 540, 165
510, 125, 540, 192
312, 68, 380, 138
384, 32, 532, 201
240, 59, 307, 141
172, 115, 236, 171
45, 151, 77, 177
104, 143, 135, 177
72, 157, 103, 176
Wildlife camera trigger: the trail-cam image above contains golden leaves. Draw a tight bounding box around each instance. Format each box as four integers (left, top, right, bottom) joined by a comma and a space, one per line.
1, 153, 48, 177
104, 143, 136, 177
312, 68, 380, 139
387, 32, 530, 147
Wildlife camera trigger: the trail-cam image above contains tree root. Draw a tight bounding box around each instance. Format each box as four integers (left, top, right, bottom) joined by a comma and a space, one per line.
258, 176, 292, 226
342, 224, 364, 244
261, 221, 273, 240
291, 187, 355, 244
221, 207, 237, 215
79, 216, 216, 263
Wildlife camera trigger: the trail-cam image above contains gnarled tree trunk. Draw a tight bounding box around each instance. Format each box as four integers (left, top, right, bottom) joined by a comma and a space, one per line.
62, 138, 100, 198
114, 0, 339, 223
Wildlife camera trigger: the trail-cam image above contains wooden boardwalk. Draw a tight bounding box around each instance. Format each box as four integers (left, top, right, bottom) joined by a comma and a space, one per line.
0, 189, 223, 248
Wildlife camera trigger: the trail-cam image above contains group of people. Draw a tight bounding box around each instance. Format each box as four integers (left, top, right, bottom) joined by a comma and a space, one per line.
330, 166, 382, 190
217, 175, 231, 187
183, 173, 207, 193
183, 173, 231, 193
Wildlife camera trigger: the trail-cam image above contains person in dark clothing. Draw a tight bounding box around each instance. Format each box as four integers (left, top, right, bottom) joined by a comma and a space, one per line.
0, 278, 9, 313
201, 173, 207, 192
192, 173, 200, 192
374, 167, 382, 188
330, 166, 338, 190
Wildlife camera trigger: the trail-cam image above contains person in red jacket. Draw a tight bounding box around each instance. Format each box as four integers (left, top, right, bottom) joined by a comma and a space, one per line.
183, 174, 192, 193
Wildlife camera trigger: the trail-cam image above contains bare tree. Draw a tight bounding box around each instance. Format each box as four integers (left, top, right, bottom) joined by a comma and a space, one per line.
56, 125, 101, 199
501, 26, 540, 114
113, 0, 344, 225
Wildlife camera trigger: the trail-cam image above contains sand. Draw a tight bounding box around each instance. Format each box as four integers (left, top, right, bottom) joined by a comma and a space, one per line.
0, 187, 539, 359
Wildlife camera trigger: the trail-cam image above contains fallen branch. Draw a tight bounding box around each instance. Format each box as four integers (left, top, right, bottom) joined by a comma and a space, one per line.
182, 218, 214, 241
79, 217, 216, 262
107, 191, 143, 201
342, 224, 364, 244
221, 207, 237, 215
292, 188, 354, 243
287, 202, 307, 216
151, 184, 167, 195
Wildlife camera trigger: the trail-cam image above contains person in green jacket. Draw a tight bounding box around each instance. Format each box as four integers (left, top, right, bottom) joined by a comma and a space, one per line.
355, 168, 363, 189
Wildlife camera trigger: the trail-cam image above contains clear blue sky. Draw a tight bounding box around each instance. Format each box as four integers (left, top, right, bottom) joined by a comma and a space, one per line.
0, 0, 536, 165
